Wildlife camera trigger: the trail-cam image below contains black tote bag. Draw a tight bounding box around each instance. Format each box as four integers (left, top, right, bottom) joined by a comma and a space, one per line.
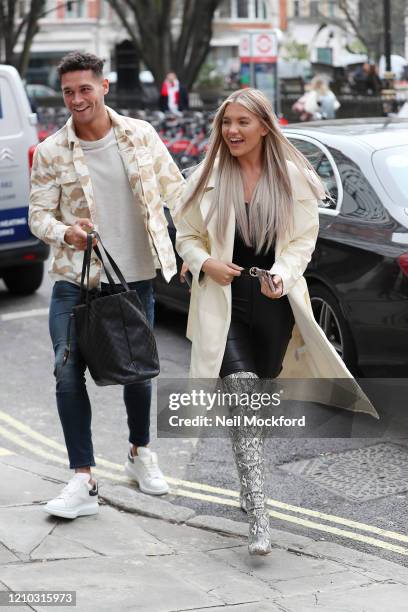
63, 232, 159, 386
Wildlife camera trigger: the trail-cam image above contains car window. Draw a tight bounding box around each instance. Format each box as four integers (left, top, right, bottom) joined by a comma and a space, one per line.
288, 137, 338, 209
0, 75, 22, 137
373, 146, 408, 207
328, 147, 387, 222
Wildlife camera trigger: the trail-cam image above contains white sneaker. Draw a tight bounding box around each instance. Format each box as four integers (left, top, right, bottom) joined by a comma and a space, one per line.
125, 447, 169, 495
44, 473, 99, 519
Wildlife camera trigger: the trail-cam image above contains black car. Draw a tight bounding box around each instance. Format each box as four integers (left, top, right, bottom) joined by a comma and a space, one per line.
154, 118, 408, 377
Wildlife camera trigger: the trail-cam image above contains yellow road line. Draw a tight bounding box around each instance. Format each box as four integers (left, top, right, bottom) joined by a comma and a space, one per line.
1, 411, 408, 547
0, 447, 15, 456
0, 410, 120, 471
171, 487, 408, 557
0, 425, 127, 482
1, 424, 408, 556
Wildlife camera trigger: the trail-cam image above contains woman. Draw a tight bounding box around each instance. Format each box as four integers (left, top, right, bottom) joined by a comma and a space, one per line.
176, 88, 377, 556
303, 75, 340, 120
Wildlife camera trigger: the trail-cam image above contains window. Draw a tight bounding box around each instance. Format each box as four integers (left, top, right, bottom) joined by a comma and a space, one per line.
373, 146, 408, 208
310, 1, 319, 17
100, 0, 109, 18
329, 147, 386, 222
255, 0, 268, 19
66, 0, 85, 18
328, 0, 336, 17
237, 0, 249, 18
218, 0, 232, 18
293, 0, 300, 17
288, 138, 339, 209
317, 47, 333, 64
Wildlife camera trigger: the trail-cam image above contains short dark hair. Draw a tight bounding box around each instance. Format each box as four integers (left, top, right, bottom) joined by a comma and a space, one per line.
57, 51, 105, 79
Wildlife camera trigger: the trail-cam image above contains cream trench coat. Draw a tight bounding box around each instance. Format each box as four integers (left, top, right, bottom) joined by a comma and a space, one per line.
176, 161, 378, 418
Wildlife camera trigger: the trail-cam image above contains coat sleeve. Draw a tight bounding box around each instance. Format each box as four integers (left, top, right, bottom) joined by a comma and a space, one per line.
147, 123, 185, 222
270, 162, 324, 296
175, 179, 211, 284
28, 143, 69, 246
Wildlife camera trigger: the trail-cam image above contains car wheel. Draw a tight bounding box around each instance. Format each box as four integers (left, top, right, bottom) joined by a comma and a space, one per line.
3, 262, 44, 296
308, 283, 358, 374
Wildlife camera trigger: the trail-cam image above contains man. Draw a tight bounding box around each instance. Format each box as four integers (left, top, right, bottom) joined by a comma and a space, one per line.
159, 72, 189, 115
29, 51, 185, 519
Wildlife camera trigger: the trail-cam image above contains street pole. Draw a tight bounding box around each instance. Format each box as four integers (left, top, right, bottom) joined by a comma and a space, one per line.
381, 0, 395, 115
384, 0, 391, 72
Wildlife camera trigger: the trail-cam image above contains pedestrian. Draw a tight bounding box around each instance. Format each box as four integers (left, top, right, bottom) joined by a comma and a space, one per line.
29, 51, 185, 519
159, 71, 189, 115
176, 88, 376, 556
303, 76, 340, 120
351, 62, 382, 96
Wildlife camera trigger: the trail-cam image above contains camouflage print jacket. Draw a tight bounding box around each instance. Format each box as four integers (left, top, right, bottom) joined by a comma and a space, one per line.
29, 106, 185, 287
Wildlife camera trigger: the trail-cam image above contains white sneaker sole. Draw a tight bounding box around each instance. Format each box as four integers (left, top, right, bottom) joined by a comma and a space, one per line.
43, 501, 99, 519
125, 462, 169, 495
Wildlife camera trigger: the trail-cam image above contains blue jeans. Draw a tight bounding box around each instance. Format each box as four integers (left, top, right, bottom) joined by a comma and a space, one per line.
49, 279, 155, 469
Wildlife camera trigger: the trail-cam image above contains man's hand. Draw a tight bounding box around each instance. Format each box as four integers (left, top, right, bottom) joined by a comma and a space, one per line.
260, 274, 283, 299
64, 219, 97, 251
202, 258, 243, 286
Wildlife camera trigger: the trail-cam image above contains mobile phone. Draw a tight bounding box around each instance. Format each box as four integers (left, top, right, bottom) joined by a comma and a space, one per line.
184, 270, 193, 288
264, 271, 276, 292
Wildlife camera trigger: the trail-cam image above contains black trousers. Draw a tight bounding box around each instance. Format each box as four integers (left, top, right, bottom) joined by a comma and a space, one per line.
219, 274, 295, 379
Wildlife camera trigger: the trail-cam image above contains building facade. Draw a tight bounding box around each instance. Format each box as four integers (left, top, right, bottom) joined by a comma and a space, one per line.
18, 0, 282, 87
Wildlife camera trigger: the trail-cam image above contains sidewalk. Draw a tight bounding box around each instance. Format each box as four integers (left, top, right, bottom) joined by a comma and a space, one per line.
0, 452, 407, 612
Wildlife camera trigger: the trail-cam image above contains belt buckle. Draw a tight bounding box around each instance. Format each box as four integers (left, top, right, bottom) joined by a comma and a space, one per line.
249, 267, 259, 277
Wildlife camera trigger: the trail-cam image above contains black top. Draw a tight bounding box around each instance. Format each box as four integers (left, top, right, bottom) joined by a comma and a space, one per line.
232, 203, 275, 270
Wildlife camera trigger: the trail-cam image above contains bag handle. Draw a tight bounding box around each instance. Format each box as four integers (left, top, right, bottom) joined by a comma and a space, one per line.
79, 232, 131, 304
91, 231, 130, 292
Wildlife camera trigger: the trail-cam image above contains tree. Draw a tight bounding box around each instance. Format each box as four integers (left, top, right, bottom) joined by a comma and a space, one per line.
337, 0, 406, 61
108, 0, 223, 89
0, 0, 46, 77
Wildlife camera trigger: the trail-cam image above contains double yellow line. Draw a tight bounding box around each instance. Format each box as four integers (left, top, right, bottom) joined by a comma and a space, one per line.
0, 408, 407, 556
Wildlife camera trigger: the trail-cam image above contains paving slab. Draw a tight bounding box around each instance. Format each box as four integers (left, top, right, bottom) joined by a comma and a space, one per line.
187, 514, 318, 552
0, 543, 19, 565
30, 533, 100, 561
208, 544, 369, 592
51, 506, 172, 557
144, 549, 280, 604
0, 505, 55, 555
301, 539, 408, 583
191, 604, 282, 612
0, 462, 62, 506
100, 482, 196, 523
277, 581, 408, 612
0, 453, 68, 484
270, 569, 374, 598
0, 555, 227, 612
138, 514, 244, 552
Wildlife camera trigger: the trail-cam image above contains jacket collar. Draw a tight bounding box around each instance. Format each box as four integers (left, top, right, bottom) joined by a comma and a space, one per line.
66, 105, 133, 148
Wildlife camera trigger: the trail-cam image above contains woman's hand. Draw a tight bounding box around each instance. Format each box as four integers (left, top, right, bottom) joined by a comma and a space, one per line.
260, 274, 283, 299
179, 261, 189, 284
202, 258, 243, 286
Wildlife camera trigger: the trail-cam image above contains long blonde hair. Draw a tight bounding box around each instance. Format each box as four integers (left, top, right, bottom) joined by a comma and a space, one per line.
183, 88, 324, 253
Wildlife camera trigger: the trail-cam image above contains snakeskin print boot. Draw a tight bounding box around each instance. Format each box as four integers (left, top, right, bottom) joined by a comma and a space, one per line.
223, 372, 272, 556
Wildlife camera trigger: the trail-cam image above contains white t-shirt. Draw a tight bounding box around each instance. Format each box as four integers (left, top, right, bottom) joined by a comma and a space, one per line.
78, 128, 156, 284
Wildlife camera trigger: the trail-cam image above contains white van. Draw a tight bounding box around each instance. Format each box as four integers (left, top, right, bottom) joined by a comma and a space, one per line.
0, 64, 49, 294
